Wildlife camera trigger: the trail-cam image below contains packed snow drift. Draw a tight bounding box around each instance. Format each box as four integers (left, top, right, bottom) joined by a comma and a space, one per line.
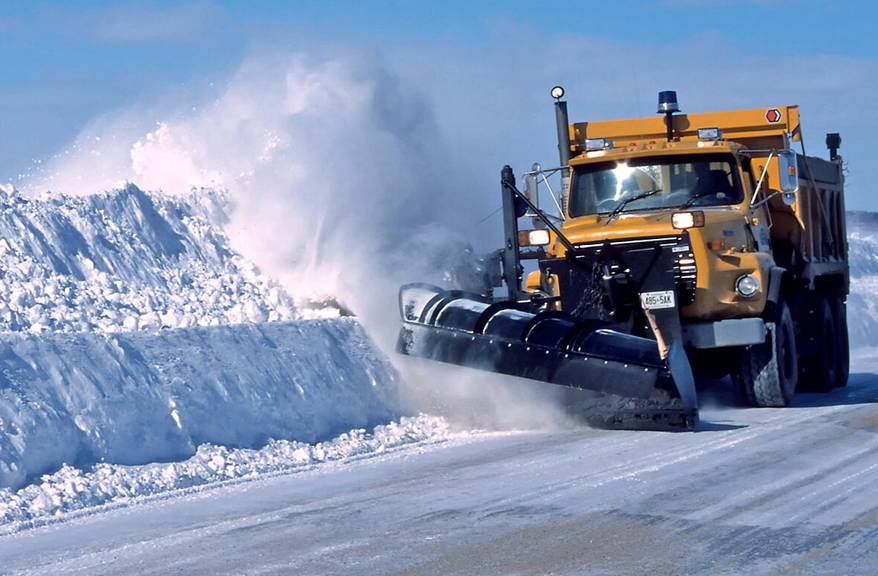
0, 183, 295, 333
0, 318, 400, 491
0, 184, 406, 503
846, 211, 878, 350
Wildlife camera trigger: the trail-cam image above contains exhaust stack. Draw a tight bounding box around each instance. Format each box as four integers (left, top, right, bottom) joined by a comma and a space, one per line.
552, 86, 571, 215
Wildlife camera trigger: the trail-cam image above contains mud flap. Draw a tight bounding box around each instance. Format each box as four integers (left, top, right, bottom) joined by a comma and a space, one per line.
667, 341, 697, 411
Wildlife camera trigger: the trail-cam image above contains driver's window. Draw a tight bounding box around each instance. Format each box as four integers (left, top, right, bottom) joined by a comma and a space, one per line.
672, 164, 696, 191
687, 161, 739, 205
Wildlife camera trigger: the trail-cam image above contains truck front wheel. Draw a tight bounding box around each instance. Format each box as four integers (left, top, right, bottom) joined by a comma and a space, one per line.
735, 300, 798, 407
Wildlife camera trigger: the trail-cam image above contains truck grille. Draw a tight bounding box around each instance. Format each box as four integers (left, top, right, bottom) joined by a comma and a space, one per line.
576, 233, 698, 306
674, 253, 697, 306
571, 234, 697, 307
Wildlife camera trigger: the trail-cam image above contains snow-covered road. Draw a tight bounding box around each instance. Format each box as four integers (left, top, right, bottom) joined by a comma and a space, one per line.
3, 355, 877, 576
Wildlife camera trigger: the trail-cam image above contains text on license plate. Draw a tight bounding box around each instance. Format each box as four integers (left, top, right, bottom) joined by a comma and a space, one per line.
640, 290, 676, 310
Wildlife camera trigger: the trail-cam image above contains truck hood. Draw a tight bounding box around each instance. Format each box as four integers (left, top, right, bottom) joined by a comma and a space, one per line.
552, 208, 748, 256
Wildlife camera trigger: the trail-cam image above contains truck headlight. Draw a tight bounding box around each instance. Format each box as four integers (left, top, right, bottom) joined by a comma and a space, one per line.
671, 211, 705, 229
528, 229, 550, 246
517, 229, 550, 247
735, 274, 760, 298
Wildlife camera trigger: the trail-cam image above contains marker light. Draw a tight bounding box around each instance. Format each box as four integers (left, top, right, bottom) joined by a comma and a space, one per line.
551, 86, 565, 99
518, 229, 550, 247
671, 211, 705, 229
585, 138, 613, 151
735, 274, 760, 298
697, 128, 723, 140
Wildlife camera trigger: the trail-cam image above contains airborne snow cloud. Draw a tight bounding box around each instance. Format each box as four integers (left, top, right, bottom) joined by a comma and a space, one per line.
26, 52, 487, 320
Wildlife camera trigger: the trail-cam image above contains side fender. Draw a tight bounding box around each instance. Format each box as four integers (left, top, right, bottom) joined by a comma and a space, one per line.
765, 266, 787, 320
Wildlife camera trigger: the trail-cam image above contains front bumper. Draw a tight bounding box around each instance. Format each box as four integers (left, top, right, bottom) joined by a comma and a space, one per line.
682, 318, 767, 349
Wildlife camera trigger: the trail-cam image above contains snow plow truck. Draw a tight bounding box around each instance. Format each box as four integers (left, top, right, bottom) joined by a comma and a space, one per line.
397, 89, 849, 431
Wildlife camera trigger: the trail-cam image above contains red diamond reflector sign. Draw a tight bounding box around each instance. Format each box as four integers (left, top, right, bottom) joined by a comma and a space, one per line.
766, 108, 782, 123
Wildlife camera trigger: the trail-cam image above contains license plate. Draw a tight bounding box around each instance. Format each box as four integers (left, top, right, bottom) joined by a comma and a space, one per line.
640, 290, 676, 310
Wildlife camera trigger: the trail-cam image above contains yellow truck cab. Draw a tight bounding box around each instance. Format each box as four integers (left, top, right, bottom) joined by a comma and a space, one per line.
557, 140, 773, 321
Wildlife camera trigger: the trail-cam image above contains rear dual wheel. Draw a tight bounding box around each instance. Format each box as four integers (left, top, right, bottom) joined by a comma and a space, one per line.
833, 298, 850, 388
799, 295, 849, 391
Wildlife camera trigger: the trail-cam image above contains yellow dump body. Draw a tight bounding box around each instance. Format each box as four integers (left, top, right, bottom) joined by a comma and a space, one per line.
773, 153, 847, 287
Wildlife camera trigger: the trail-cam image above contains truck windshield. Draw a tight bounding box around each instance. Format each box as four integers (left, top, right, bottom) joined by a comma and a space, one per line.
568, 153, 743, 218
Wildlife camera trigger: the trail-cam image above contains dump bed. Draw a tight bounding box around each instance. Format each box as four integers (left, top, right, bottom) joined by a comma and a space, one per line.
783, 153, 848, 289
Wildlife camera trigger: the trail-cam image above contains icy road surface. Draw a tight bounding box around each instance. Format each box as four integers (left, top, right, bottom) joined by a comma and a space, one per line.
2, 356, 878, 576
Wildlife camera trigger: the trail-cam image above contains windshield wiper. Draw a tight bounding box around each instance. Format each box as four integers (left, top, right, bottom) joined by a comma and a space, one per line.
679, 189, 726, 209
606, 188, 662, 219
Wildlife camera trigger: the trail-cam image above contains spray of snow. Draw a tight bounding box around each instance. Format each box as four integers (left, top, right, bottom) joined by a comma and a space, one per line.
397, 359, 579, 432
25, 53, 480, 303
21, 50, 579, 436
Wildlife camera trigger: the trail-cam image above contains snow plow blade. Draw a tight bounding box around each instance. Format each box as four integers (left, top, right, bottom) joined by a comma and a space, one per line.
397, 284, 698, 431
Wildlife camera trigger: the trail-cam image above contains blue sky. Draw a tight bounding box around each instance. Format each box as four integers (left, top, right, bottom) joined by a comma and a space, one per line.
1, 0, 876, 208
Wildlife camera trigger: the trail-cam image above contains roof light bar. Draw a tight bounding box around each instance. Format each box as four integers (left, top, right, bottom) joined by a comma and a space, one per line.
697, 127, 723, 141
585, 138, 613, 151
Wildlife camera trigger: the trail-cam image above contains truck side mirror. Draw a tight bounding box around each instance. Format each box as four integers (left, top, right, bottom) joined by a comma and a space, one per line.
777, 150, 799, 205
525, 164, 540, 209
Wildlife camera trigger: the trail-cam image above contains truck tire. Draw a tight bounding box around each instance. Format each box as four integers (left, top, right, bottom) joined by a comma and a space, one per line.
833, 297, 850, 388
735, 300, 798, 407
799, 297, 837, 393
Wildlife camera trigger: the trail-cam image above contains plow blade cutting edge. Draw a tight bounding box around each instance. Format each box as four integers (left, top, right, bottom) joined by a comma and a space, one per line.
397, 284, 698, 431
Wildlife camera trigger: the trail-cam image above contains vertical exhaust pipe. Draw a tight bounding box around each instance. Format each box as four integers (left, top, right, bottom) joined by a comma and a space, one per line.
552, 86, 571, 216
826, 133, 841, 161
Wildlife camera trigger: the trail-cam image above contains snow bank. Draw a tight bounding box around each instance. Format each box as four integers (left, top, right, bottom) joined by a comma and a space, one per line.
0, 318, 400, 491
846, 212, 878, 349
0, 182, 406, 498
0, 183, 296, 333
0, 415, 456, 533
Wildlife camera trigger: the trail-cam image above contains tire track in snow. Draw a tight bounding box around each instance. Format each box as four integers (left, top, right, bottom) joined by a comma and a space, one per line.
679, 407, 878, 527
471, 395, 860, 518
